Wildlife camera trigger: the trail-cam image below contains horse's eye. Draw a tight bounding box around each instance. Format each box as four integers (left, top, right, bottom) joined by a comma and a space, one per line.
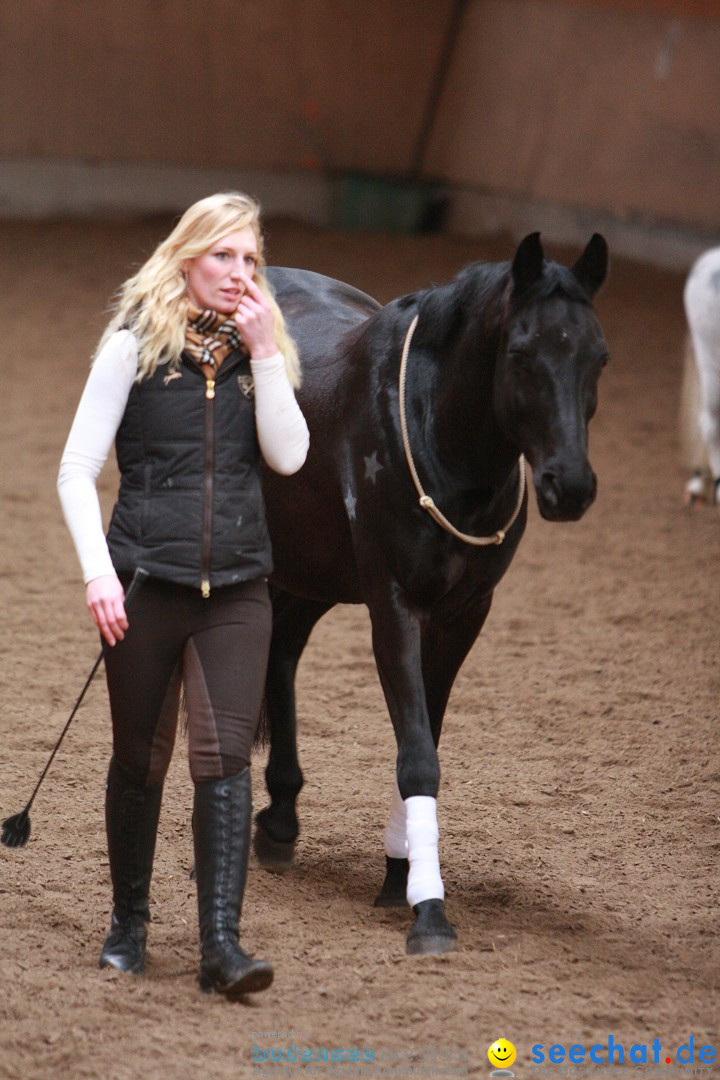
599, 352, 610, 368
507, 348, 528, 365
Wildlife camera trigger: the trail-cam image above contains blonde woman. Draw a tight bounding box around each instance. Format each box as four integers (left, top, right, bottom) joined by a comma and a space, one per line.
58, 192, 309, 997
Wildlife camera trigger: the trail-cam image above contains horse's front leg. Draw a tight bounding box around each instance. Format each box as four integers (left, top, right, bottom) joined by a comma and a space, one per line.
374, 595, 492, 914
368, 592, 457, 955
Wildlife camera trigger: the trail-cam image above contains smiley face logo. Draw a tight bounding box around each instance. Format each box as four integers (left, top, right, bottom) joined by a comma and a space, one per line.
488, 1039, 517, 1069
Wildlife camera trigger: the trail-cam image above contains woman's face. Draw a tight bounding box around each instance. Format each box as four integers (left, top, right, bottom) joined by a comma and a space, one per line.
183, 225, 259, 314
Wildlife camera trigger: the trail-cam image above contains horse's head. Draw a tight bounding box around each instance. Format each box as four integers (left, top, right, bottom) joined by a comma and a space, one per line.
494, 232, 609, 521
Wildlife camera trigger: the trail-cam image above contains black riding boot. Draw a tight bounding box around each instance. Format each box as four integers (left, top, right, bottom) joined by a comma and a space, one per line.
193, 768, 273, 997
99, 757, 163, 975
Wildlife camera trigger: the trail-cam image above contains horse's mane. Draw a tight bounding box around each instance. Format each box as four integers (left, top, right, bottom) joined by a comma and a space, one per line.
514, 261, 594, 306
396, 262, 504, 346
401, 257, 593, 348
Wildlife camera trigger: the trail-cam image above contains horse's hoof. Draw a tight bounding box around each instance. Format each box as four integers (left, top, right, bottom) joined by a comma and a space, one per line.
406, 898, 457, 955
684, 470, 713, 506
253, 821, 296, 873
374, 856, 409, 907
406, 932, 457, 956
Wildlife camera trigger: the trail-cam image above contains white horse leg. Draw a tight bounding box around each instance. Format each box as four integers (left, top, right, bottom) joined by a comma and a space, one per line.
383, 780, 408, 859
679, 337, 709, 503
696, 342, 720, 502
405, 795, 444, 906
403, 795, 455, 954
374, 782, 409, 908
683, 248, 720, 507
377, 783, 450, 940
382, 782, 444, 908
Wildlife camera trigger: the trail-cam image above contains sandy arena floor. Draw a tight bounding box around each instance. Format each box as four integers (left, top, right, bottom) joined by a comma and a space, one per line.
0, 219, 718, 1080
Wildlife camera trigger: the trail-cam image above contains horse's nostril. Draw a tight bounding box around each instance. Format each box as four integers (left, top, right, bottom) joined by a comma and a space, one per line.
537, 465, 596, 520
540, 471, 561, 506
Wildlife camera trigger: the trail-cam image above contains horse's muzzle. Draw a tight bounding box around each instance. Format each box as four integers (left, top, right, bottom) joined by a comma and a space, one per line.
535, 463, 597, 521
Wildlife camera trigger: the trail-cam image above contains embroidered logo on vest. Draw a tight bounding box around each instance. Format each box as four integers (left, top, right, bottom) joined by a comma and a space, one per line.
237, 375, 255, 399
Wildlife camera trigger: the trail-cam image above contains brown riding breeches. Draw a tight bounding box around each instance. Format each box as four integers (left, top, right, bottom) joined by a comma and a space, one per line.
103, 575, 272, 787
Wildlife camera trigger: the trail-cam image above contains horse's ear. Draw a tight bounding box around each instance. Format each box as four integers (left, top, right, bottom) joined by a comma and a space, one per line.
511, 232, 545, 297
572, 233, 608, 297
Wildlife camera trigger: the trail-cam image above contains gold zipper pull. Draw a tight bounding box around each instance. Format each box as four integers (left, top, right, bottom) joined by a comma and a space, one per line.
201, 579, 210, 599
205, 378, 216, 400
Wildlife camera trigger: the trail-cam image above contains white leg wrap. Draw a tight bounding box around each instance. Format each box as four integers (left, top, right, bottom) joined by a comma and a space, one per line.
405, 795, 444, 907
383, 781, 408, 859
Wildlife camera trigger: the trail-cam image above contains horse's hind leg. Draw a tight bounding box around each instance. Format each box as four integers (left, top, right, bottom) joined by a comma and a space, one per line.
695, 336, 720, 504
683, 257, 720, 506
680, 337, 709, 503
253, 591, 333, 871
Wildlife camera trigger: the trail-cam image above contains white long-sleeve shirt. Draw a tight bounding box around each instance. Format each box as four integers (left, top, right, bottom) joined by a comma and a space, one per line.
58, 330, 309, 584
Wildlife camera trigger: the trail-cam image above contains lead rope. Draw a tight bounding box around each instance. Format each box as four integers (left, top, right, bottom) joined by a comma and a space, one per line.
398, 314, 526, 546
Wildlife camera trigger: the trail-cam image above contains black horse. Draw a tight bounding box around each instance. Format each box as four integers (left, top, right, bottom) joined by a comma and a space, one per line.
257, 232, 609, 954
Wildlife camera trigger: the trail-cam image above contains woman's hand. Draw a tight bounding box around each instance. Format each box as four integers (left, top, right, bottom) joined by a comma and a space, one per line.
234, 274, 278, 360
86, 573, 128, 646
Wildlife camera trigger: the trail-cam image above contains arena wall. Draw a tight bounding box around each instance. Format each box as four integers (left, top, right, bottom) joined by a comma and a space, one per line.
0, 0, 717, 265
425, 0, 720, 262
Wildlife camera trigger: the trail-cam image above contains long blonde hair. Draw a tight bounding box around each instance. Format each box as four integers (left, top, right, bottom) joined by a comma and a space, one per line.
96, 191, 301, 387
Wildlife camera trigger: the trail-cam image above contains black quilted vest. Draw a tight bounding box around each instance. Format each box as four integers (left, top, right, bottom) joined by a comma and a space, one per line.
106, 349, 273, 593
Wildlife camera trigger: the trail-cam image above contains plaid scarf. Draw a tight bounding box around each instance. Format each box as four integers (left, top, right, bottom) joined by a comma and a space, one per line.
184, 305, 247, 370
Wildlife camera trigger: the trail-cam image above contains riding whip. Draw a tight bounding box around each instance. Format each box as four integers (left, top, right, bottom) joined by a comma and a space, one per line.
1, 567, 149, 848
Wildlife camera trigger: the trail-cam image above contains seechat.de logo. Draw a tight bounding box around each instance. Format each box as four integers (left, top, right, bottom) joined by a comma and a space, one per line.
530, 1037, 716, 1066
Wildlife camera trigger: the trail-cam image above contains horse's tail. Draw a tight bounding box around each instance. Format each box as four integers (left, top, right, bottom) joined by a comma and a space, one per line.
254, 695, 270, 750
679, 333, 708, 472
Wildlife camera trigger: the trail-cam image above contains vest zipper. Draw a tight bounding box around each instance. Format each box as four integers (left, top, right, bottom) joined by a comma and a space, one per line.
201, 377, 216, 598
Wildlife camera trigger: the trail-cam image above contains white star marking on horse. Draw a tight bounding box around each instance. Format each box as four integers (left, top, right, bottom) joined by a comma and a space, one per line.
344, 488, 357, 520
363, 451, 384, 484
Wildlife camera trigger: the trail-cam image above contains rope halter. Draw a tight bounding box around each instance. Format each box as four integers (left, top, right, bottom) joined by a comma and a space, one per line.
398, 313, 526, 546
